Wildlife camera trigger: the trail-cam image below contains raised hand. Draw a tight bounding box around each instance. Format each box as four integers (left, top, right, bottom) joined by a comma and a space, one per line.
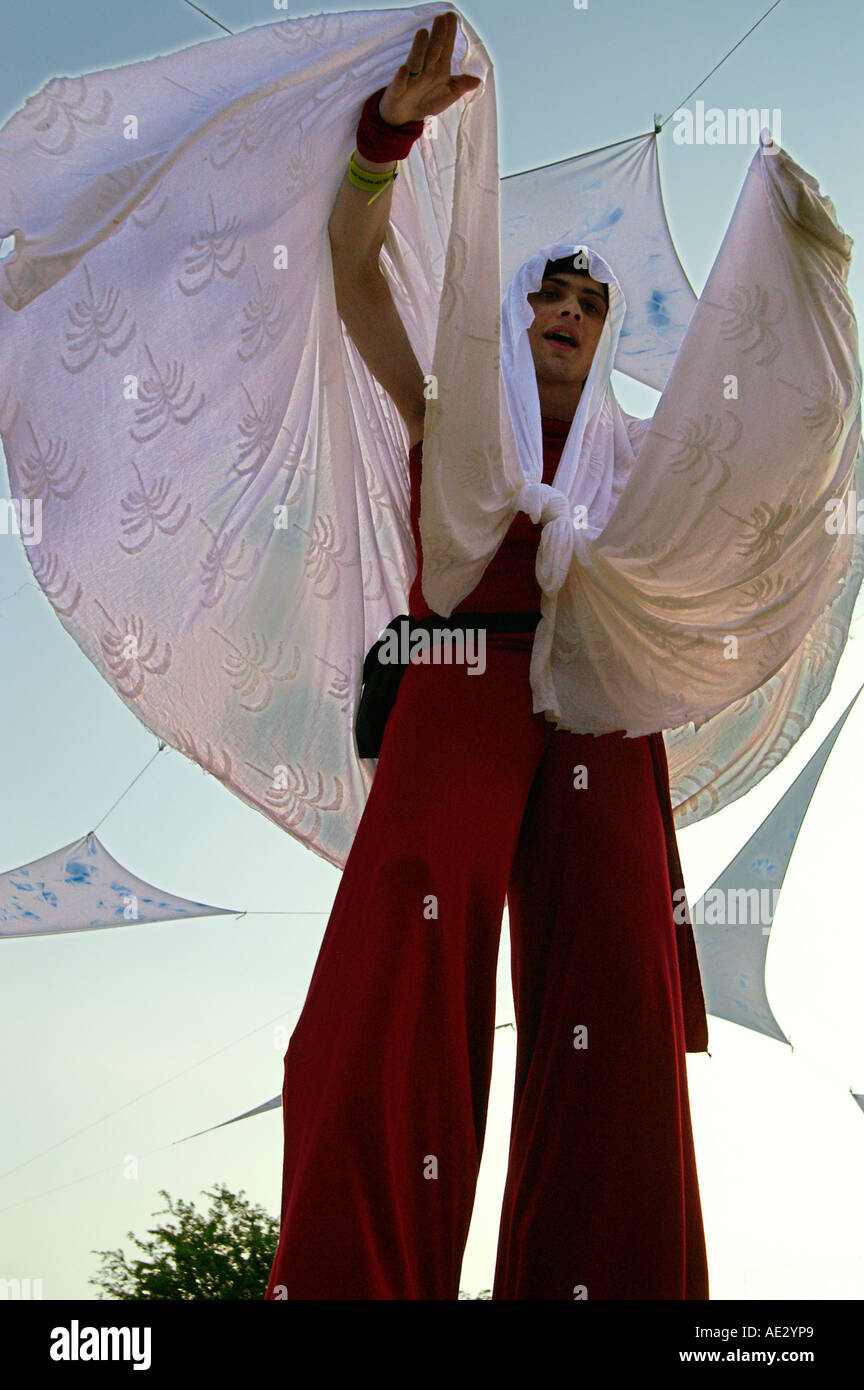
378, 11, 482, 126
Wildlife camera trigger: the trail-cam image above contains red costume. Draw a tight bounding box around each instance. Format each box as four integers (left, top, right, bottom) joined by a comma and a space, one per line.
265, 419, 710, 1300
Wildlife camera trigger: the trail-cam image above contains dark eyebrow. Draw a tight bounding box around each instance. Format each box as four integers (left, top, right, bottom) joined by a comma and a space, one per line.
542, 275, 606, 303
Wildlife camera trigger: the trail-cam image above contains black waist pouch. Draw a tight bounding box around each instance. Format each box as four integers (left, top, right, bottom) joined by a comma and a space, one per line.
355, 610, 542, 759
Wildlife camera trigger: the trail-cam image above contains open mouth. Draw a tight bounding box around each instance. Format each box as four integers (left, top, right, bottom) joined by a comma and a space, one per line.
544, 330, 580, 350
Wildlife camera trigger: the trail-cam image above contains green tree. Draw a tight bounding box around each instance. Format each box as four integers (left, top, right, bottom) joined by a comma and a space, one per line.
89, 1183, 277, 1300
90, 1183, 493, 1299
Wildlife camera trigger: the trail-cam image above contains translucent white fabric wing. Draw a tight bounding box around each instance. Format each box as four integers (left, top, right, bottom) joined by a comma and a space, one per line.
547, 145, 864, 828
0, 4, 478, 870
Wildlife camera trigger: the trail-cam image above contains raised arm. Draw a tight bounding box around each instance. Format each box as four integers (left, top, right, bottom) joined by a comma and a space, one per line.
327, 12, 481, 450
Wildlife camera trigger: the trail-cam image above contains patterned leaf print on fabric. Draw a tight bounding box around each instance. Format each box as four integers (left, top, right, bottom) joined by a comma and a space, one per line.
60, 263, 136, 372
218, 632, 301, 714
131, 178, 169, 230
238, 265, 290, 361
29, 548, 82, 617
20, 75, 111, 155
259, 763, 345, 843
628, 608, 707, 659
361, 552, 403, 604
96, 607, 172, 699
198, 522, 260, 609
281, 438, 317, 506
164, 725, 234, 782
178, 193, 246, 295
91, 156, 168, 241
20, 422, 84, 501
719, 284, 787, 366
717, 499, 799, 565
777, 370, 856, 449
129, 346, 205, 442
234, 386, 281, 478
626, 536, 690, 582
210, 94, 293, 169
118, 461, 191, 555
419, 528, 470, 589
271, 14, 344, 52
361, 453, 396, 531
282, 128, 320, 207
316, 652, 363, 716
733, 571, 799, 614
730, 680, 776, 720
798, 617, 846, 681
666, 411, 742, 501
750, 626, 796, 682
295, 515, 359, 600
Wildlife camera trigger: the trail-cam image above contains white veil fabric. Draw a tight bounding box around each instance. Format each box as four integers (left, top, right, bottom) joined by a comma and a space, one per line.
504, 246, 637, 555
0, 3, 861, 873
499, 242, 644, 698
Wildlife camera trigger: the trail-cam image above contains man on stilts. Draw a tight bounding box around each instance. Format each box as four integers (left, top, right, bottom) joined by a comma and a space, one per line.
266, 11, 710, 1301
0, 0, 856, 1309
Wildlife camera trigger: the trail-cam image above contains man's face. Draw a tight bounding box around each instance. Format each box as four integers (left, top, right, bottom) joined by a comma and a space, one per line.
525, 271, 609, 391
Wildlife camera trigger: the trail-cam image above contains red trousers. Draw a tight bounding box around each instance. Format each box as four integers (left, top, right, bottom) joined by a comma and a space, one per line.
265, 640, 709, 1300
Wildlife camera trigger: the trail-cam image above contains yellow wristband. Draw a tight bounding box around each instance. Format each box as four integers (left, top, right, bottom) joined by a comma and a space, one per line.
348, 151, 396, 182
348, 153, 398, 205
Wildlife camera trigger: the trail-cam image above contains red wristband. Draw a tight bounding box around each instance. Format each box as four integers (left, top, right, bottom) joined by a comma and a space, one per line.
355, 85, 425, 163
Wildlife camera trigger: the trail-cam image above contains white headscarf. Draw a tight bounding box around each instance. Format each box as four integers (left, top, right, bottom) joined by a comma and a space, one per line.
502, 241, 639, 596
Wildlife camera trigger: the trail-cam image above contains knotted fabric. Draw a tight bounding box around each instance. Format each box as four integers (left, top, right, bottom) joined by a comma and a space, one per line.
516, 480, 575, 594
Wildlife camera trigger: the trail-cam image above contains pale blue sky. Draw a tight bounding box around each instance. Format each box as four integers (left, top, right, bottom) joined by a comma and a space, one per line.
1, 0, 863, 1301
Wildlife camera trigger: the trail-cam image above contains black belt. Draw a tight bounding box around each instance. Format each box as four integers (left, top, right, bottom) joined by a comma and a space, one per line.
355, 610, 542, 758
